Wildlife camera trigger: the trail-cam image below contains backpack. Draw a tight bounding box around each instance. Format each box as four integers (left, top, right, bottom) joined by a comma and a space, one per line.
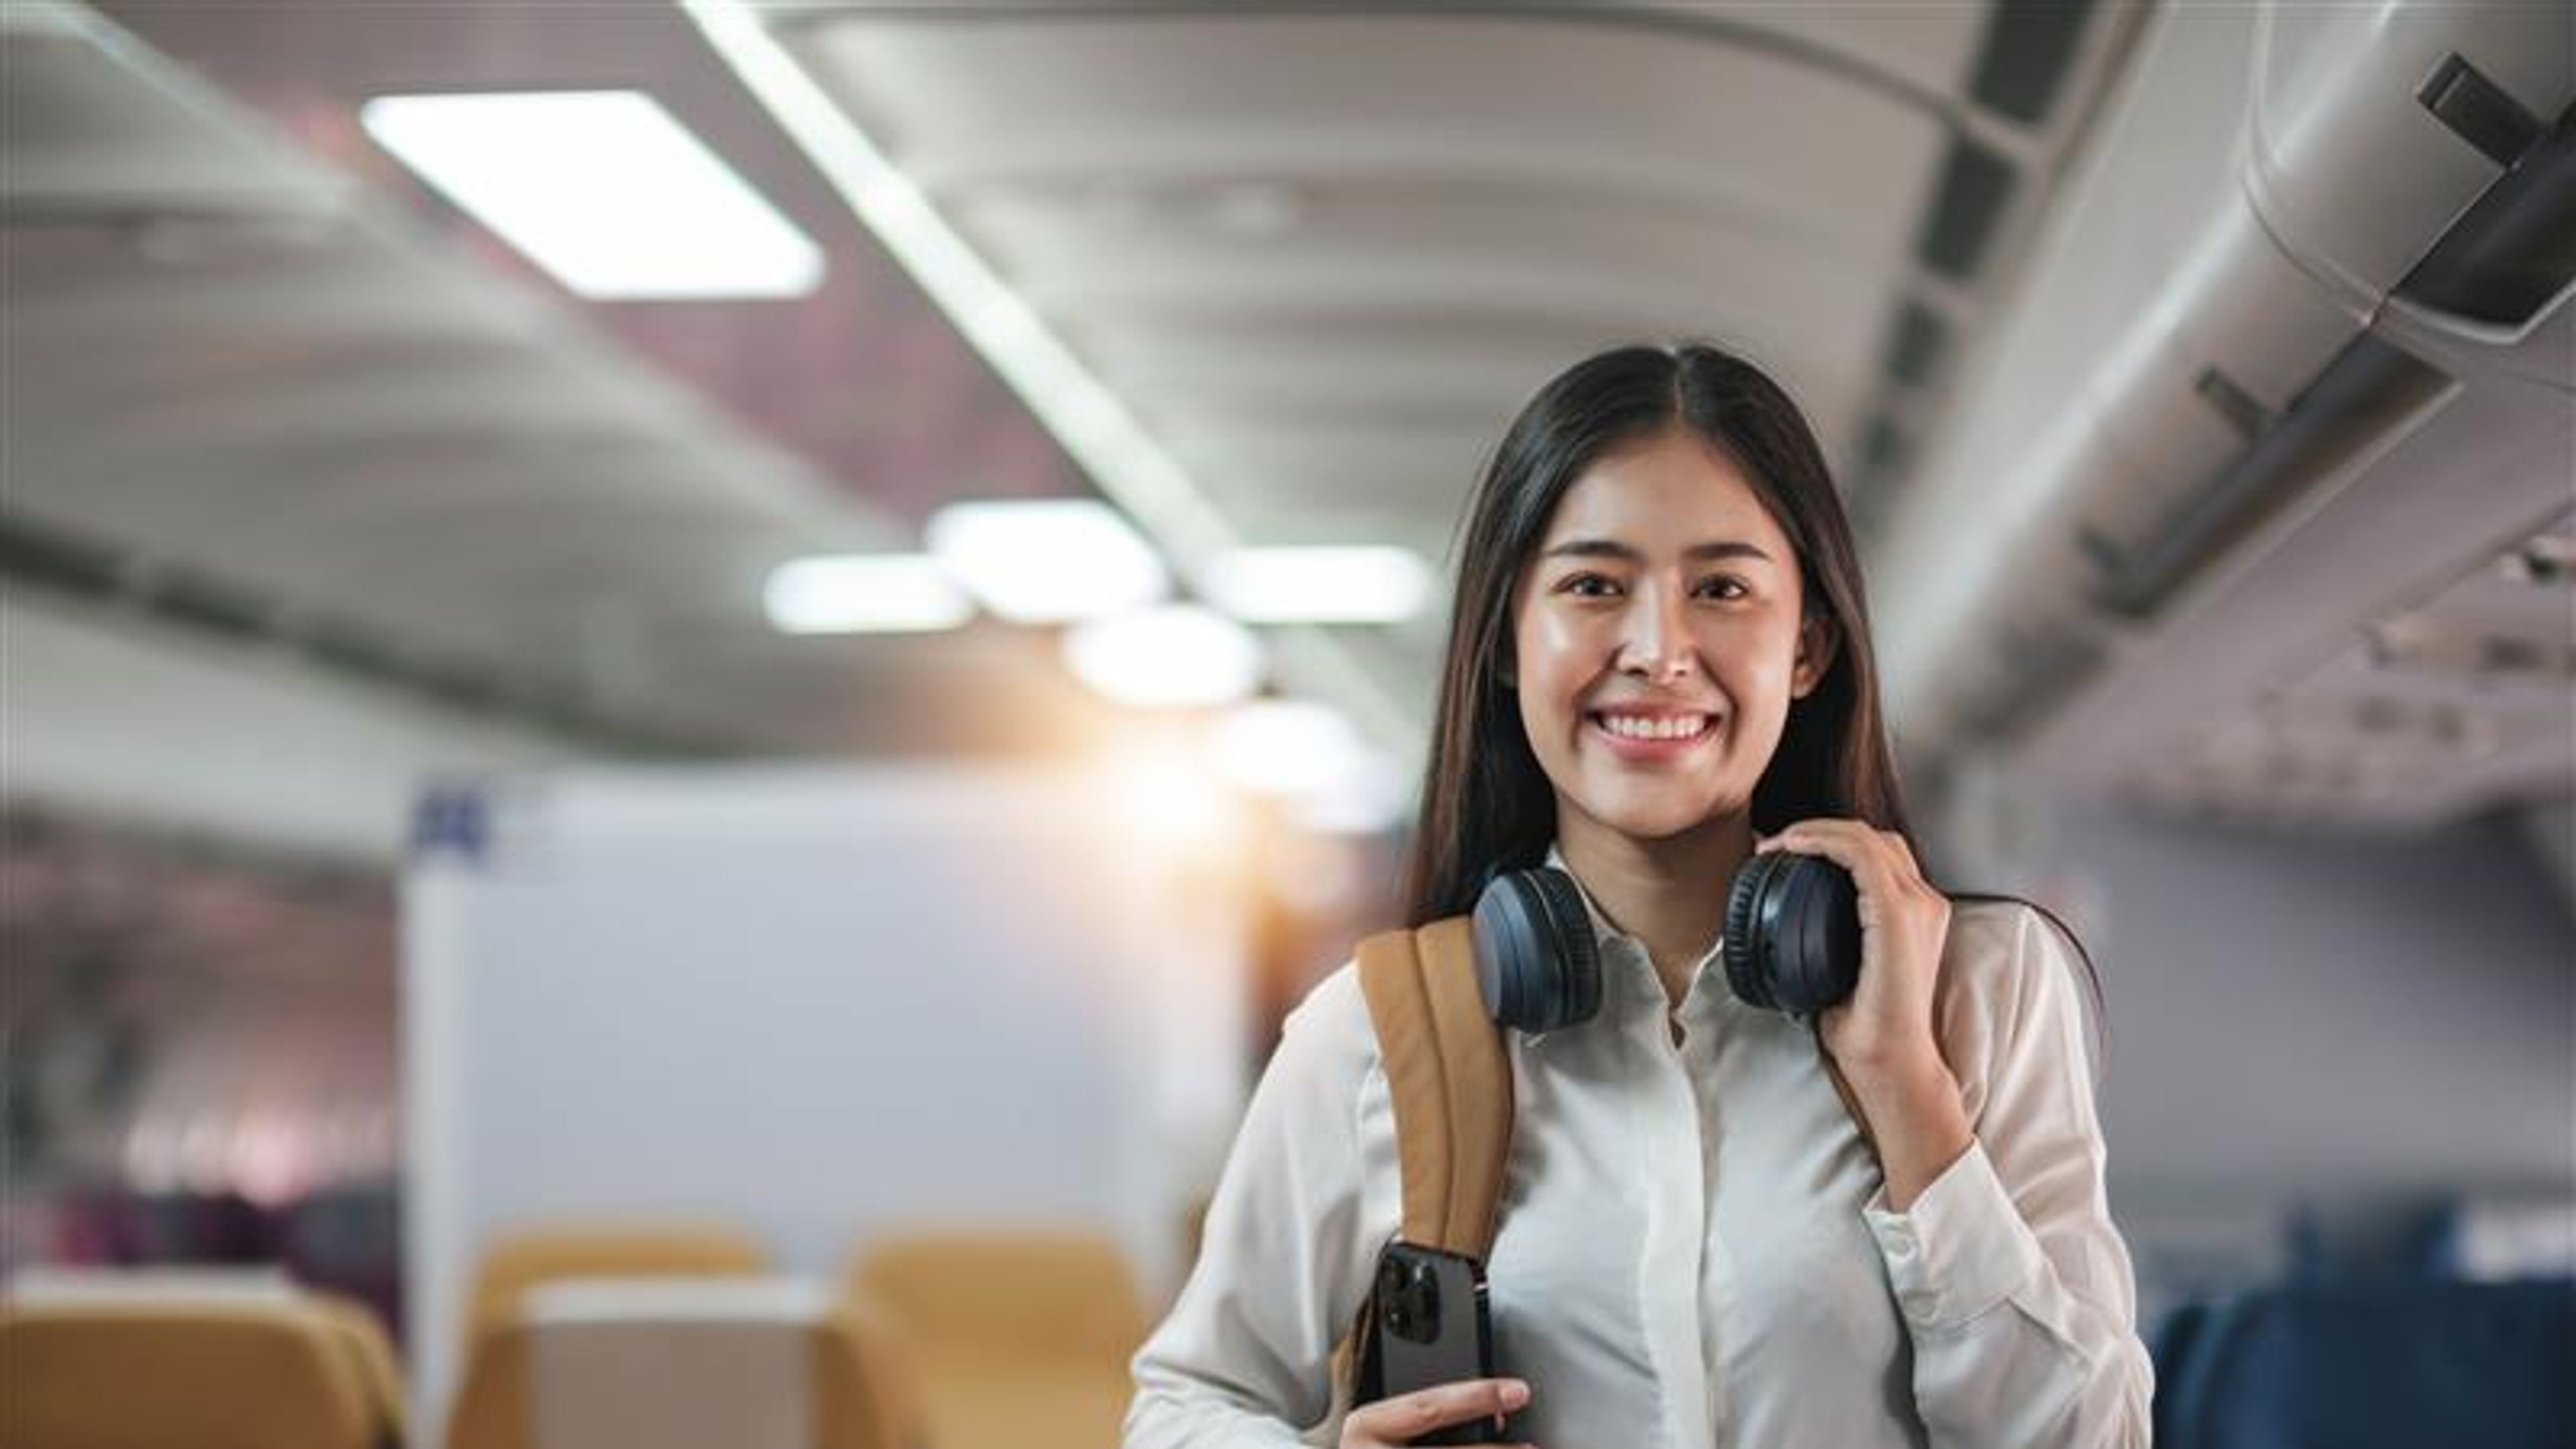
1324, 914, 1877, 1413
1326, 916, 1511, 1416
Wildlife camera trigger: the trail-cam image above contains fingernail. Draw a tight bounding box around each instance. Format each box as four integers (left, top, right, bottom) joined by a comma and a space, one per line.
1500, 1380, 1531, 1410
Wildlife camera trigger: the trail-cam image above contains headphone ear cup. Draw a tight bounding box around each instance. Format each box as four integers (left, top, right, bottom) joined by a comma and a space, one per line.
1770, 855, 1862, 1017
1722, 851, 1785, 1010
1472, 867, 1601, 1033
1726, 853, 1863, 1018
1524, 867, 1599, 1028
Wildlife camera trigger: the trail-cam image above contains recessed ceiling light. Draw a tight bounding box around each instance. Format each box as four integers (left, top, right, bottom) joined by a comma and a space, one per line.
762, 555, 972, 635
927, 499, 1171, 623
360, 89, 824, 300
1212, 700, 1366, 797
1203, 546, 1433, 624
1063, 605, 1263, 709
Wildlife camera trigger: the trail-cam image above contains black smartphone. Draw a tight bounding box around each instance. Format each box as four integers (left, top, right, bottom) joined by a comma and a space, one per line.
1357, 1241, 1507, 1445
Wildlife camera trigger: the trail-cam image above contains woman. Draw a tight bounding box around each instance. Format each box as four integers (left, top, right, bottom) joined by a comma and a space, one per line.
1125, 343, 2153, 1448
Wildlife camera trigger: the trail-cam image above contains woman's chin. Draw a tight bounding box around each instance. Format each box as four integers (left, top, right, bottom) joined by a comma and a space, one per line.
1575, 788, 1737, 844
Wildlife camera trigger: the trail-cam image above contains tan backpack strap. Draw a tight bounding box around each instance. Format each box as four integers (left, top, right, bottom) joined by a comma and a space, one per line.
1354, 916, 1515, 1259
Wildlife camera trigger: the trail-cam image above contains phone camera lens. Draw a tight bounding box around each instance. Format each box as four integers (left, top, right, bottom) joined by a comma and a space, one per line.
1379, 1258, 1442, 1343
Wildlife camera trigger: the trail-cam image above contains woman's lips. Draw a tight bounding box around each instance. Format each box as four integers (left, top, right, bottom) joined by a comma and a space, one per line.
1587, 710, 1718, 763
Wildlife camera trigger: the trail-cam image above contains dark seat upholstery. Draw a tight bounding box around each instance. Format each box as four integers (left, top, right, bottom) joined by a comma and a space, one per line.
2156, 1278, 2574, 1449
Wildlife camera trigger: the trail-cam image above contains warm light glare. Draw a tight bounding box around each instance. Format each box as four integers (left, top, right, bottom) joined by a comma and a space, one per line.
1205, 546, 1434, 623
1064, 604, 1263, 708
1293, 751, 1417, 837
763, 554, 973, 634
928, 499, 1172, 623
1099, 737, 1240, 858
360, 90, 824, 299
1213, 700, 1368, 797
1214, 696, 1415, 835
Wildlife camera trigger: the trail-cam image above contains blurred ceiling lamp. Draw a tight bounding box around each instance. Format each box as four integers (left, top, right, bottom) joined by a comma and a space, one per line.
928, 499, 1171, 623
1214, 698, 1415, 836
762, 554, 973, 635
359, 89, 824, 299
1065, 604, 1263, 708
679, 0, 1420, 754
1213, 699, 1369, 797
1292, 751, 1417, 837
1204, 545, 1434, 624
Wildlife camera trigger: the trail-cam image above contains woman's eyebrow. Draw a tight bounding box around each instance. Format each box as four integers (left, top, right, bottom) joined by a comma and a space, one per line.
1540, 537, 1773, 564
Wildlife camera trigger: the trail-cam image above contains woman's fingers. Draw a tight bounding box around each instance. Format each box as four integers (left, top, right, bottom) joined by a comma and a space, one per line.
1343, 1377, 1531, 1446
1758, 818, 1919, 902
1762, 818, 1955, 1075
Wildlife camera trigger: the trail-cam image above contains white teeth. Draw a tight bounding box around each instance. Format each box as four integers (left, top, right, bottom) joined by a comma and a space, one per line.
1597, 713, 1709, 741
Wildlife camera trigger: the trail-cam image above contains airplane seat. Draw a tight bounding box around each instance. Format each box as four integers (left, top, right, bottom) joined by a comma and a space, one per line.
811, 1295, 933, 1449
311, 1287, 411, 1447
463, 1222, 768, 1347
0, 1291, 378, 1449
2159, 1277, 2575, 1449
2145, 1299, 2212, 1448
441, 1275, 919, 1449
1, 1269, 405, 1449
849, 1230, 1149, 1449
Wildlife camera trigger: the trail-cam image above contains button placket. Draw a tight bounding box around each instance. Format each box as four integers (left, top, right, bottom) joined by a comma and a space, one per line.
1627, 953, 1715, 1449
1684, 973, 1738, 1448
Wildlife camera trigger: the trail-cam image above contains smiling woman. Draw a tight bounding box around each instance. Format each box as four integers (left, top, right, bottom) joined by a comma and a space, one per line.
1508, 429, 1834, 865
1126, 342, 2153, 1449
1410, 344, 1904, 941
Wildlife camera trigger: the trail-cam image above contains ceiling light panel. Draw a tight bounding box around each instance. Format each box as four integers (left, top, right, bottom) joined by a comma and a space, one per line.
1063, 604, 1263, 708
360, 90, 824, 300
763, 554, 973, 635
1212, 698, 1370, 797
926, 498, 1171, 623
1203, 546, 1432, 625
1213, 696, 1417, 835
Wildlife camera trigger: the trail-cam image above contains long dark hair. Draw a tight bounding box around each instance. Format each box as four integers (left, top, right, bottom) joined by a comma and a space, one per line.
1400, 342, 2107, 1061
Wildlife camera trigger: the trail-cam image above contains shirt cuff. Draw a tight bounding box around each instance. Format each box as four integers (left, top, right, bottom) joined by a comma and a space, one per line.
1861, 1138, 2047, 1330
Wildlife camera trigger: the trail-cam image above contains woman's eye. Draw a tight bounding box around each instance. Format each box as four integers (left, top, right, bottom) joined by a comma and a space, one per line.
1560, 573, 1620, 598
1696, 577, 1749, 600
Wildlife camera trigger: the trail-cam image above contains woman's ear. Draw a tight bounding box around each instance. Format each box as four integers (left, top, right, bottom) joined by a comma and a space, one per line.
1790, 612, 1839, 698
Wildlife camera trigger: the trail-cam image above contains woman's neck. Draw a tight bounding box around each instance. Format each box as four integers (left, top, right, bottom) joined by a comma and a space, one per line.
1556, 810, 1756, 1008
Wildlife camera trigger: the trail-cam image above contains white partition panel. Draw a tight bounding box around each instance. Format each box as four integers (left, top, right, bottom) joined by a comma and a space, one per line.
401, 763, 1250, 1444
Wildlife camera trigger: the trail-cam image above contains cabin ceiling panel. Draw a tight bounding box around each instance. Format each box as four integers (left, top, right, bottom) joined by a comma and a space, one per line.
794, 7, 1947, 509
965, 180, 1907, 323
802, 13, 1942, 207
19, 0, 2192, 770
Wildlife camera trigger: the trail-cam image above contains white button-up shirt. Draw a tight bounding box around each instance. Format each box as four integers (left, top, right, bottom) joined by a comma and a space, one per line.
1126, 868, 2154, 1448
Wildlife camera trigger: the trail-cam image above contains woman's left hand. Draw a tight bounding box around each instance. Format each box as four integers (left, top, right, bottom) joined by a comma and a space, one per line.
1754, 818, 1953, 1083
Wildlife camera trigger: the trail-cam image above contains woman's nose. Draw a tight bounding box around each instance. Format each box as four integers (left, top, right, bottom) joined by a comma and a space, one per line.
1614, 588, 1697, 682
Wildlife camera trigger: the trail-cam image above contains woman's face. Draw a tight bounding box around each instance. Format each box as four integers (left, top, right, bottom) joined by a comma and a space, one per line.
1508, 428, 1836, 845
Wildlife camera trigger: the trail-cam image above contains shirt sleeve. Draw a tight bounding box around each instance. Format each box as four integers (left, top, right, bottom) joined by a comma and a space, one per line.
1858, 904, 2155, 1449
1126, 965, 1383, 1449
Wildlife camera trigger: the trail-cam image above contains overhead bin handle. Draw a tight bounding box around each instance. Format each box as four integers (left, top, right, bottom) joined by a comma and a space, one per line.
2416, 54, 2547, 168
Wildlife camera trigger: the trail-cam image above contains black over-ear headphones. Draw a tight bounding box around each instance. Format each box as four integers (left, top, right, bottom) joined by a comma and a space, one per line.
1470, 853, 1862, 1032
